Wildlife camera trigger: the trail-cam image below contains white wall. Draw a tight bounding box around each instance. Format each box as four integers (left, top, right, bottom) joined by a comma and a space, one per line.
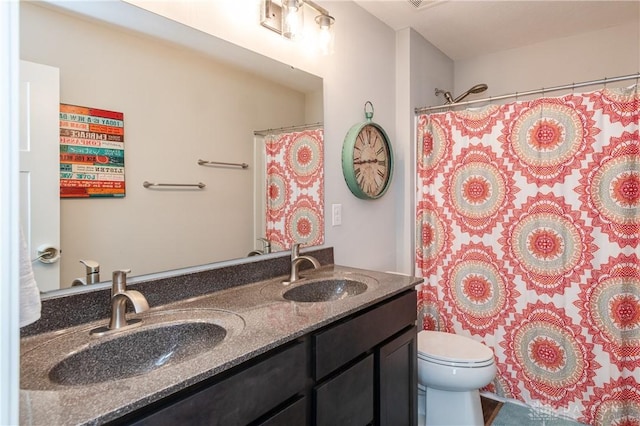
454, 21, 640, 99
319, 1, 398, 270
395, 28, 453, 274
21, 3, 312, 286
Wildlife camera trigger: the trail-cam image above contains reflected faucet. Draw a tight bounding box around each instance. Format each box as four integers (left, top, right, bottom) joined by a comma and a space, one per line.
90, 269, 150, 336
247, 238, 272, 257
283, 243, 320, 285
71, 259, 100, 286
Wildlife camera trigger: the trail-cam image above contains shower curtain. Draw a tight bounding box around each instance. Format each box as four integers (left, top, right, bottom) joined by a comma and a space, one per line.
415, 86, 639, 425
265, 129, 324, 252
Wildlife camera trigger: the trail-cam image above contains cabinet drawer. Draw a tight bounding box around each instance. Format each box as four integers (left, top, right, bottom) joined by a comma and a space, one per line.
314, 290, 416, 380
131, 340, 307, 426
255, 396, 306, 425
315, 354, 374, 426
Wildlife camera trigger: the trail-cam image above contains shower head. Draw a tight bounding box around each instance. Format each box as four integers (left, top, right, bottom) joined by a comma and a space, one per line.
469, 83, 489, 94
453, 83, 488, 103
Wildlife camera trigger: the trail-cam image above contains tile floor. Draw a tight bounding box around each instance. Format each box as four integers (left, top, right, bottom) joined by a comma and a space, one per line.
481, 395, 587, 426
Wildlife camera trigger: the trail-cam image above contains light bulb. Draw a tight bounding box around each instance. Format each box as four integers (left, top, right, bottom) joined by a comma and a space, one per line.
286, 11, 300, 34
282, 0, 304, 40
315, 14, 335, 55
318, 27, 331, 54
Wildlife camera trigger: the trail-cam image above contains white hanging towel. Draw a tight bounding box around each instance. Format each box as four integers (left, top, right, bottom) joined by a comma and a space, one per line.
20, 228, 41, 327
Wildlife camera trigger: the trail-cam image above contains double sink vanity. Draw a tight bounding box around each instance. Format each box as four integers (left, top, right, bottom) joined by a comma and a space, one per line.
20, 247, 422, 425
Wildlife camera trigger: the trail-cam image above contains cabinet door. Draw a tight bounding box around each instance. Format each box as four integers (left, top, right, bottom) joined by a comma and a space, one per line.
377, 326, 417, 426
315, 354, 374, 426
129, 341, 306, 426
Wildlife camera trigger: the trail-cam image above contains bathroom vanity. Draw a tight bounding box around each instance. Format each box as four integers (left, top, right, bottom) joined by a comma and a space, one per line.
123, 290, 416, 425
20, 249, 421, 425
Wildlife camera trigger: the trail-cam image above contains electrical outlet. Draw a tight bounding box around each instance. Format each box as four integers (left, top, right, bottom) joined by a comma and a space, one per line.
332, 204, 342, 226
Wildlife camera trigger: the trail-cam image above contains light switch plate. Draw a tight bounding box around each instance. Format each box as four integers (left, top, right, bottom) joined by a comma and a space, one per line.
332, 204, 342, 226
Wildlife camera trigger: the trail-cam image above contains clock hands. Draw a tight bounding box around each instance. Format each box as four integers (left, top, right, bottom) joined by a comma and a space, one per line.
353, 158, 381, 165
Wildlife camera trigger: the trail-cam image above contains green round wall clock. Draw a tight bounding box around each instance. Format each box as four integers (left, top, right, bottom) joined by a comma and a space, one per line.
342, 101, 394, 200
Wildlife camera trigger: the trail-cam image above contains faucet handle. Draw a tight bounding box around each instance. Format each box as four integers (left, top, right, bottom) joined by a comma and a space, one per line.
291, 243, 301, 257
112, 268, 131, 278
258, 238, 271, 253
112, 269, 132, 294
79, 259, 100, 273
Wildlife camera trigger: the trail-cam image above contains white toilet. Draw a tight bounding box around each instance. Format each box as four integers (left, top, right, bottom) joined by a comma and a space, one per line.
417, 331, 497, 426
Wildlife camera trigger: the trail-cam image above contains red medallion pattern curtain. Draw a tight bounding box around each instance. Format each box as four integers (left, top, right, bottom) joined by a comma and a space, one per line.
265, 129, 324, 252
415, 87, 639, 425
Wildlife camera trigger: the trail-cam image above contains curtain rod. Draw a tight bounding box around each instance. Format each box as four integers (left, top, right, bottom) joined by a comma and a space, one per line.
254, 121, 323, 136
415, 72, 640, 115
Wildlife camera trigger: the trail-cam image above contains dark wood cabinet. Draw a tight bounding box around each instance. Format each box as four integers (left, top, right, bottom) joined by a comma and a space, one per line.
313, 290, 416, 380
315, 355, 374, 426
378, 326, 418, 426
126, 340, 307, 426
120, 290, 417, 426
255, 396, 307, 425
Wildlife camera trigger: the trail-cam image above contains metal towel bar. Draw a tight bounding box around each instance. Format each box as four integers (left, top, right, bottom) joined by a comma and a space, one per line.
197, 159, 248, 169
143, 181, 206, 189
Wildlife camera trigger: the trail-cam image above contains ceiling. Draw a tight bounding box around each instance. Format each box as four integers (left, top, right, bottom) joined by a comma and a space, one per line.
352, 0, 640, 61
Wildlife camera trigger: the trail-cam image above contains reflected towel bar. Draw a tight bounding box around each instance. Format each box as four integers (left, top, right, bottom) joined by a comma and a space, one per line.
197, 159, 249, 169
143, 181, 206, 189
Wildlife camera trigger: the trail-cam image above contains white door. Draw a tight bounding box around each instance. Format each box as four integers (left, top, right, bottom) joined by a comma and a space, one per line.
19, 60, 60, 292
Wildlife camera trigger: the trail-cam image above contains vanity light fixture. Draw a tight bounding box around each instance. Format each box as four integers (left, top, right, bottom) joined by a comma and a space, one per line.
260, 0, 335, 53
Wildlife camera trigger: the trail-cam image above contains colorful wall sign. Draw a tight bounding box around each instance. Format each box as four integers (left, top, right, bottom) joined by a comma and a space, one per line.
59, 104, 125, 198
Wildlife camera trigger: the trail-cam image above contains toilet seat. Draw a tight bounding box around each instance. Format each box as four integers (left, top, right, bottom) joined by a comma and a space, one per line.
418, 352, 494, 368
418, 331, 494, 367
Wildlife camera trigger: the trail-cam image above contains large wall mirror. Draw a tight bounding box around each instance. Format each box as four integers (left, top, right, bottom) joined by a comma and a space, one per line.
20, 1, 324, 293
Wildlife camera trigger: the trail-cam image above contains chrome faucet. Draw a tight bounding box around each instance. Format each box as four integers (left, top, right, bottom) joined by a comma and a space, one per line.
247, 238, 272, 257
71, 259, 100, 286
283, 243, 320, 284
260, 237, 272, 254
90, 269, 149, 336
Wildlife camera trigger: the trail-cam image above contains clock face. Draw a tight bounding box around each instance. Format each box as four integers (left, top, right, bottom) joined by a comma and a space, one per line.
342, 120, 394, 200
353, 124, 391, 198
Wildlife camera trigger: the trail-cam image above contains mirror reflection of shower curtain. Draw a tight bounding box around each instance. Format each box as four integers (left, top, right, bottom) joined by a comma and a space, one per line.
253, 134, 268, 250
261, 129, 324, 252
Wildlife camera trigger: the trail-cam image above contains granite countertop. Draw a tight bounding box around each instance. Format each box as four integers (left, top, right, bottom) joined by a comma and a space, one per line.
20, 264, 422, 425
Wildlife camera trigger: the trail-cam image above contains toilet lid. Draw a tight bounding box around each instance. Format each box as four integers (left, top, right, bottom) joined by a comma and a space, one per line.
418, 331, 494, 364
